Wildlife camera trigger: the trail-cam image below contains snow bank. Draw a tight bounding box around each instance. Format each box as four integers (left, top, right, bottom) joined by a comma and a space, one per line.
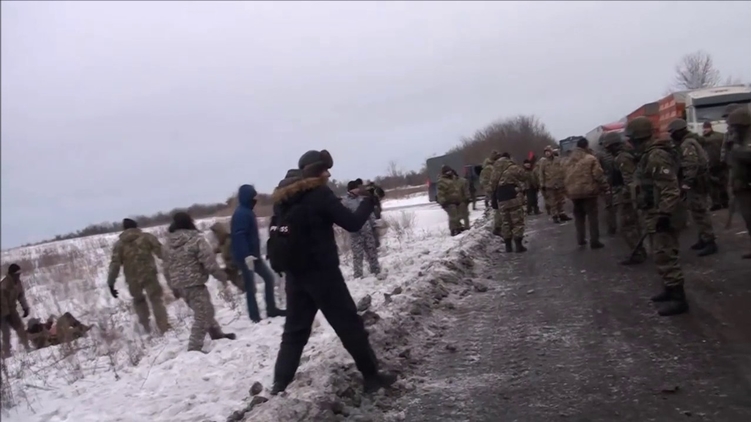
1, 203, 487, 422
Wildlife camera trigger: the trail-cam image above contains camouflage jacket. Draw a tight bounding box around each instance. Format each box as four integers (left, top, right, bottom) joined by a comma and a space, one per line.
162, 229, 228, 290
614, 146, 638, 203
728, 127, 751, 192
677, 132, 709, 187
107, 228, 163, 288
489, 157, 526, 208
478, 158, 496, 195
596, 150, 615, 184
524, 168, 539, 190
0, 275, 29, 317
456, 177, 471, 202
210, 222, 237, 270
538, 155, 565, 189
564, 148, 609, 199
636, 139, 682, 217
702, 130, 725, 168
436, 173, 462, 205
341, 193, 376, 235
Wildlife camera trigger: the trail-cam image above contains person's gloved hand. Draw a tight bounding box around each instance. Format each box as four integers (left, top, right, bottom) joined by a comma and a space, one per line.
244, 255, 257, 269
22, 308, 30, 318
109, 286, 119, 299
655, 213, 671, 233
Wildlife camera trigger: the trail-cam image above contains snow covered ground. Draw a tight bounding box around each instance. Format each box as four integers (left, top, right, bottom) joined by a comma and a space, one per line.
0, 194, 487, 422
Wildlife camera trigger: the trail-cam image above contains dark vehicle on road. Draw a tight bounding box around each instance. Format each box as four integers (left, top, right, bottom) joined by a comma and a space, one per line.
426, 152, 483, 202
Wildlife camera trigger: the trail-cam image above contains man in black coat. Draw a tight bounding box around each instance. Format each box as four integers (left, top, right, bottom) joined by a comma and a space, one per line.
269, 149, 397, 395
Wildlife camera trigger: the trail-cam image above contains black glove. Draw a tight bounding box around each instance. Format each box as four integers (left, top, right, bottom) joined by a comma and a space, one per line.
22, 308, 30, 318
109, 286, 119, 299
655, 214, 671, 233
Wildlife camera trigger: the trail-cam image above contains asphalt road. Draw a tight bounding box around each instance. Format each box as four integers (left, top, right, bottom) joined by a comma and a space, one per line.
400, 208, 751, 422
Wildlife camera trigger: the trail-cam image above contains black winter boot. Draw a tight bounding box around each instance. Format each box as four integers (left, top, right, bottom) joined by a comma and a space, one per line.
651, 287, 672, 302
363, 371, 398, 394
552, 216, 561, 224
697, 240, 718, 257
268, 308, 287, 318
690, 239, 706, 250
270, 382, 288, 396
590, 241, 605, 250
514, 238, 527, 253
559, 213, 572, 222
657, 286, 689, 316
504, 239, 513, 253
224, 333, 237, 340
534, 206, 541, 215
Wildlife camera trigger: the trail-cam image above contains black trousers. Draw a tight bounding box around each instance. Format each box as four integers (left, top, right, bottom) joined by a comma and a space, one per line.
273, 268, 379, 386
572, 197, 600, 244
526, 188, 539, 213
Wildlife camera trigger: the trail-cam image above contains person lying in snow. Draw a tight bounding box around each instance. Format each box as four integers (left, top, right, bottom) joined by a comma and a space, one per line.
26, 312, 92, 350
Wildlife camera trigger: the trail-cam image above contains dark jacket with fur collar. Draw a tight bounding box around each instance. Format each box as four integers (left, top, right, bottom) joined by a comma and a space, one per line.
271, 176, 375, 273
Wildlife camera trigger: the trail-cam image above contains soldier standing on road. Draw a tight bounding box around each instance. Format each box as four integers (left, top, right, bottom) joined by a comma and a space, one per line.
479, 151, 501, 224
1, 264, 31, 358
163, 212, 236, 352
209, 223, 245, 292
107, 218, 171, 334
539, 146, 572, 223
564, 138, 609, 249
627, 117, 689, 317
597, 135, 618, 235
604, 133, 648, 265
702, 121, 729, 210
720, 104, 742, 167
455, 170, 472, 230
489, 153, 528, 253
667, 118, 718, 257
725, 107, 751, 259
437, 165, 464, 236
523, 159, 541, 215
342, 180, 381, 278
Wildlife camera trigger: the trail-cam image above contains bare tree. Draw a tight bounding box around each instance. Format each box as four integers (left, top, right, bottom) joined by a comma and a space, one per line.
723, 74, 745, 86
386, 160, 403, 178
672, 50, 721, 91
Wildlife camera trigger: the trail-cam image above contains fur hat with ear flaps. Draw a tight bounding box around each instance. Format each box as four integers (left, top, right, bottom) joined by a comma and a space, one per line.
298, 149, 334, 178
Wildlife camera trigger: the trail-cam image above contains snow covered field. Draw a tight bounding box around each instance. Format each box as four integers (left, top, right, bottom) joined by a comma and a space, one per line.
0, 194, 486, 422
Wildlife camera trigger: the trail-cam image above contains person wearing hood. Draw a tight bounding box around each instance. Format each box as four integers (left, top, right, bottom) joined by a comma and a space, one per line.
436, 165, 465, 236
268, 149, 397, 396
162, 212, 236, 352
106, 218, 171, 334
342, 180, 381, 278
539, 146, 572, 223
231, 184, 286, 323
1, 264, 32, 358
209, 223, 245, 293
563, 138, 609, 249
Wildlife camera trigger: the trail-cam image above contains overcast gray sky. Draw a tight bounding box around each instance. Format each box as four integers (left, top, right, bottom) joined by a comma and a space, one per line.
2, 1, 750, 248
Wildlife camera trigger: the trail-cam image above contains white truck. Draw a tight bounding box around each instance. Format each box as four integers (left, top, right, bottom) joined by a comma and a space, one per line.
685, 85, 751, 134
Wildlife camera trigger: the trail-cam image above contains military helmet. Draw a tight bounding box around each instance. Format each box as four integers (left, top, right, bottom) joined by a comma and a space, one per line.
625, 116, 654, 140
600, 131, 623, 148
667, 118, 687, 133
722, 103, 741, 118
727, 108, 751, 126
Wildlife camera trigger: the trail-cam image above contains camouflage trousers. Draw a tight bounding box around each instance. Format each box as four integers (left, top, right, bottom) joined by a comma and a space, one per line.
652, 229, 684, 288
543, 188, 565, 216
458, 202, 470, 229
708, 166, 730, 208
127, 274, 170, 334
602, 194, 617, 234
181, 285, 223, 351
498, 204, 526, 240
619, 200, 645, 255
350, 231, 380, 278
1, 312, 30, 357
686, 190, 716, 242
443, 204, 462, 232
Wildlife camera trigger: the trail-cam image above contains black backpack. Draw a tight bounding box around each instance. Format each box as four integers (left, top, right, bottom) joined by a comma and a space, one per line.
266, 203, 309, 274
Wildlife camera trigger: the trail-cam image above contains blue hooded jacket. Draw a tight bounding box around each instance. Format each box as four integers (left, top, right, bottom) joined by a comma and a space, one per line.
230, 184, 260, 264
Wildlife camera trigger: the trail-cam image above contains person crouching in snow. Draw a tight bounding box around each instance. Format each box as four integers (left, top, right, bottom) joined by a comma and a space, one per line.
342, 180, 381, 278
231, 184, 287, 323
163, 212, 236, 352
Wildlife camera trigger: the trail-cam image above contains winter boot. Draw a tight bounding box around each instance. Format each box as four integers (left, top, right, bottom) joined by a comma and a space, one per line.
223, 333, 237, 340
504, 239, 513, 253
514, 238, 527, 253
270, 382, 288, 396
578, 239, 587, 247
534, 206, 541, 215
590, 241, 605, 250
690, 239, 706, 250
657, 286, 689, 317
363, 371, 398, 394
697, 240, 718, 257
268, 308, 287, 318
559, 213, 572, 222
450, 229, 458, 237
552, 215, 561, 224
651, 287, 672, 303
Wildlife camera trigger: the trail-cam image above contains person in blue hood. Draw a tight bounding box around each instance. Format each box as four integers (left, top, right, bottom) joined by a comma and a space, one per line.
231, 184, 286, 322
